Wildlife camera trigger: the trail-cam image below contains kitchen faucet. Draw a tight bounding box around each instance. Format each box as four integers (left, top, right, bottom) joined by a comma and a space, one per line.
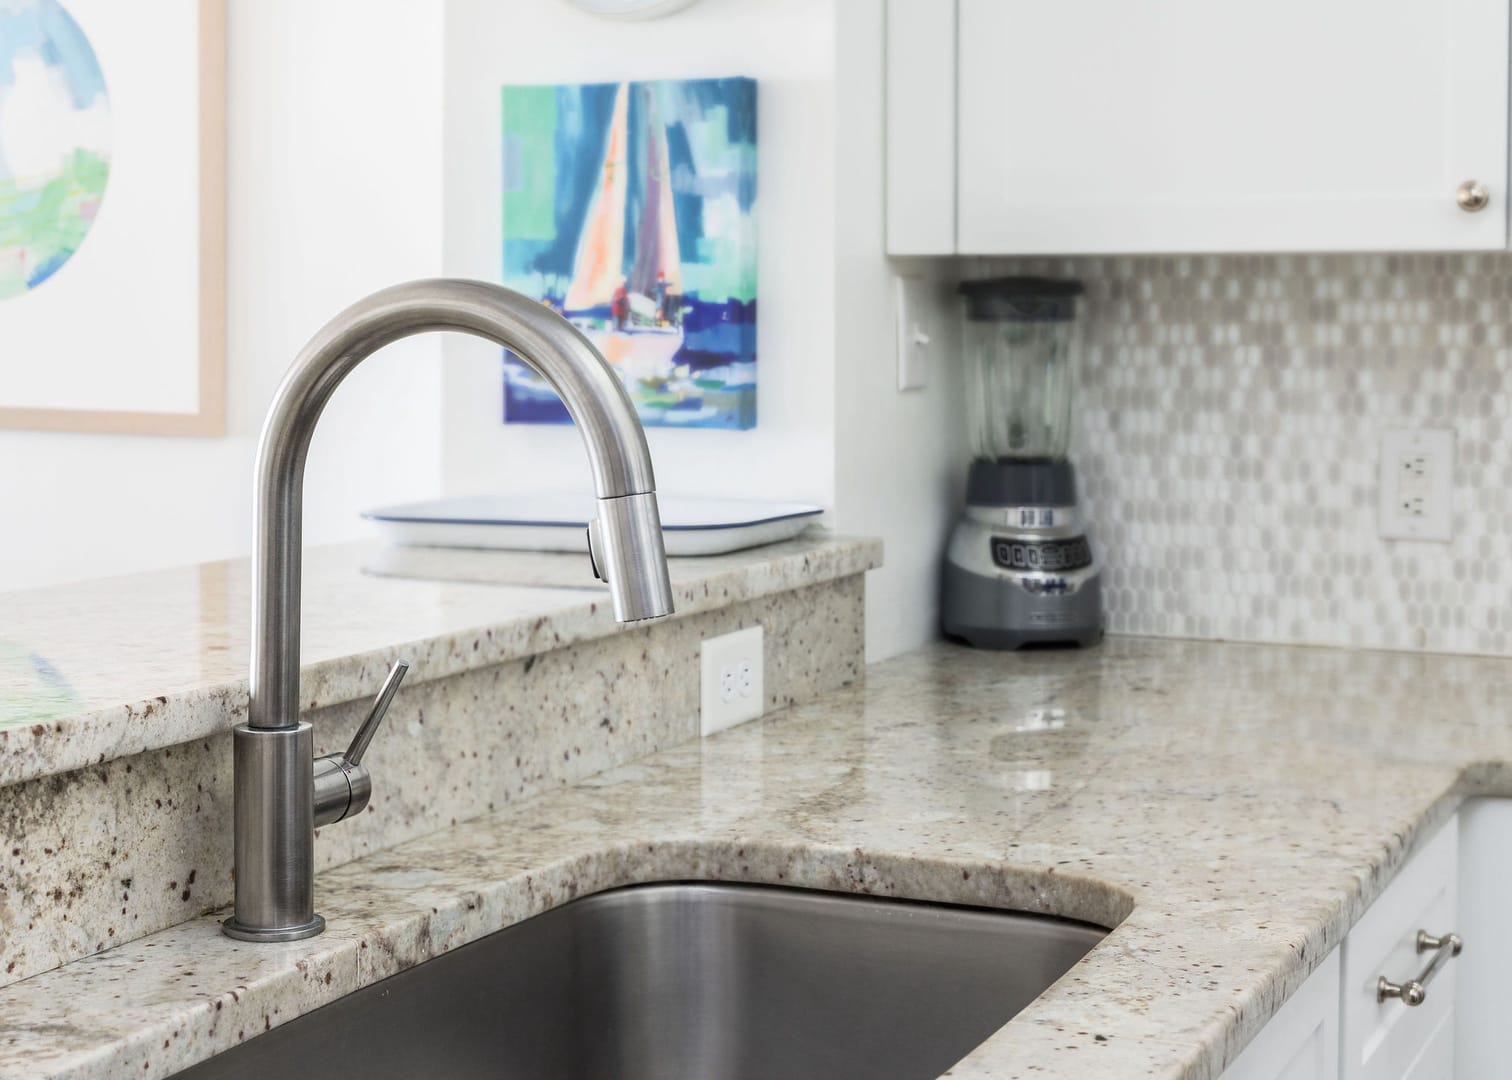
222, 279, 675, 942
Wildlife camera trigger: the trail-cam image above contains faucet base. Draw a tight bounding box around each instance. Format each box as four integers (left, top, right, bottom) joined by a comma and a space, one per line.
222, 914, 326, 943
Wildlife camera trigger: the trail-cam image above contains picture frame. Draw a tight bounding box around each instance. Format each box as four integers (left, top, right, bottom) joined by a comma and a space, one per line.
0, 0, 226, 437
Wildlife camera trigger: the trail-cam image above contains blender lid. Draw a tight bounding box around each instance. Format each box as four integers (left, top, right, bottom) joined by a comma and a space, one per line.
957, 276, 1084, 322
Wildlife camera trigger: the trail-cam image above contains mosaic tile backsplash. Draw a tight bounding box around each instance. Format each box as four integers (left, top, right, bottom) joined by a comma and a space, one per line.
985, 252, 1512, 656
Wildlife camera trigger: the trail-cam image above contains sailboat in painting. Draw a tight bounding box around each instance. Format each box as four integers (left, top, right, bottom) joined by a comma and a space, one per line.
501, 77, 757, 430
565, 83, 682, 336
562, 83, 629, 319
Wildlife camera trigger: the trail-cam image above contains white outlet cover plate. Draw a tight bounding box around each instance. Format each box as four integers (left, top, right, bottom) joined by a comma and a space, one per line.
700, 625, 764, 736
1378, 428, 1454, 542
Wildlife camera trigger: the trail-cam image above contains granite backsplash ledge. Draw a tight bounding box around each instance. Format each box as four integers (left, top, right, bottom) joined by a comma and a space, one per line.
0, 537, 876, 992
986, 250, 1512, 657
0, 533, 879, 787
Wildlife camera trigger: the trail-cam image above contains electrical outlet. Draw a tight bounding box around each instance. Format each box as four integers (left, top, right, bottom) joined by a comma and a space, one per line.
700, 625, 764, 735
1378, 428, 1454, 542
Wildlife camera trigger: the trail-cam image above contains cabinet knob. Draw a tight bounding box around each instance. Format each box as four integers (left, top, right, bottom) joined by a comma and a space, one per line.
1457, 180, 1490, 213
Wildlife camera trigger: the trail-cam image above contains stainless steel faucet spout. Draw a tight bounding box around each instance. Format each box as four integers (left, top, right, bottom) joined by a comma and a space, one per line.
225, 279, 675, 942
251, 279, 672, 733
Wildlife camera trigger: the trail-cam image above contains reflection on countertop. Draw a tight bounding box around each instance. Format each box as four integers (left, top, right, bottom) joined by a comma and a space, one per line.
2, 634, 1505, 1078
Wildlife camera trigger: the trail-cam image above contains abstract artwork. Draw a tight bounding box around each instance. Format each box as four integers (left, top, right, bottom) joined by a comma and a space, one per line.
0, 0, 224, 436
0, 0, 110, 300
501, 77, 757, 430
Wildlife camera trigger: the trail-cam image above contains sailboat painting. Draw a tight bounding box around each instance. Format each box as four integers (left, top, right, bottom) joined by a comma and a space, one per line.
501, 77, 757, 429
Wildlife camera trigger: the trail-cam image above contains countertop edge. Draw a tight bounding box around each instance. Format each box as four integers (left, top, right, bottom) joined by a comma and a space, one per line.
0, 780, 1478, 1080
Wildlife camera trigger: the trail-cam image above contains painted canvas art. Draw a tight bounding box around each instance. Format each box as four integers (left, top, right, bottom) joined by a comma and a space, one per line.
0, 0, 111, 300
0, 0, 225, 436
501, 77, 757, 430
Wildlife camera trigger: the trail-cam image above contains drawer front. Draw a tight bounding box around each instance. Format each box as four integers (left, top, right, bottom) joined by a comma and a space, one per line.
1340, 816, 1460, 1080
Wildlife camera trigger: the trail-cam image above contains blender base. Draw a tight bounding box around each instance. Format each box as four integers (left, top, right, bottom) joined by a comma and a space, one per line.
941, 560, 1103, 650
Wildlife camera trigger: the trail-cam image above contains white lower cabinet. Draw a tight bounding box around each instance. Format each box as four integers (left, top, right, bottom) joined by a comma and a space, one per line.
1224, 950, 1341, 1080
1455, 799, 1512, 1078
1223, 815, 1461, 1080
1339, 818, 1458, 1080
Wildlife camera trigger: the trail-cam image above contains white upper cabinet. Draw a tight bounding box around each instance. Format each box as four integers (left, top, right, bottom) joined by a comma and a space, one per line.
887, 0, 1512, 255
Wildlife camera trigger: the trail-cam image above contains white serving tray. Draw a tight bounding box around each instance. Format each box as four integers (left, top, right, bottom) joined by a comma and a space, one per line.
364, 494, 825, 557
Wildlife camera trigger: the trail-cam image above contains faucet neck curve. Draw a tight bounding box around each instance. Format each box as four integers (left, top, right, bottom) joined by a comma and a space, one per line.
249, 278, 669, 731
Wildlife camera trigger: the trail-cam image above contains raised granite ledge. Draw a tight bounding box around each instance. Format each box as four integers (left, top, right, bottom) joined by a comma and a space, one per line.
0, 574, 866, 992
0, 532, 880, 789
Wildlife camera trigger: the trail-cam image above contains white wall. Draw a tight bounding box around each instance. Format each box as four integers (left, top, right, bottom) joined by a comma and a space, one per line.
0, 0, 446, 593
440, 0, 837, 511
439, 0, 961, 663
832, 0, 970, 661
5, 0, 964, 666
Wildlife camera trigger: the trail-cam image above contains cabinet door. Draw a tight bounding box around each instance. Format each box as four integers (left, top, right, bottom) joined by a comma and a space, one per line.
956, 0, 1510, 254
886, 0, 956, 254
1455, 799, 1512, 1078
1223, 950, 1340, 1080
1339, 816, 1459, 1080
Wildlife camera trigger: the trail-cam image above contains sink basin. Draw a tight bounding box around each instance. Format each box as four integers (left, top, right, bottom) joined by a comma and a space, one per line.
175, 882, 1107, 1080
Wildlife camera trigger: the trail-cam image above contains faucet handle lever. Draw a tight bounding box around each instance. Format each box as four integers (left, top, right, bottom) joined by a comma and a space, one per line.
346, 659, 409, 767
313, 659, 408, 830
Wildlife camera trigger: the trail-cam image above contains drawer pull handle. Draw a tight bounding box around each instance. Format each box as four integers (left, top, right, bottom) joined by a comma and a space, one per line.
1377, 930, 1463, 1007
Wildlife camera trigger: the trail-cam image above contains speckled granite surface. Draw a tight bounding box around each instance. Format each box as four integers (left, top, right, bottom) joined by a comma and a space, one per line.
0, 574, 865, 992
0, 532, 879, 788
1, 635, 1504, 1078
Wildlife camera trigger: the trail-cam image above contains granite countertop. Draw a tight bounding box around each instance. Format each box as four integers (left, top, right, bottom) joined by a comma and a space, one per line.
0, 532, 879, 787
3, 634, 1508, 1078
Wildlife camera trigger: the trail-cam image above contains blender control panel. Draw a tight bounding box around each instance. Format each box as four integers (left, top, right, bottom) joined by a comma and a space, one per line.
991, 536, 1093, 574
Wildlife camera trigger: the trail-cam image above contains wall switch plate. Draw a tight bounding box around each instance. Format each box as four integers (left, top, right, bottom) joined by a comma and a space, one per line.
894, 273, 935, 391
700, 625, 764, 735
1378, 428, 1454, 542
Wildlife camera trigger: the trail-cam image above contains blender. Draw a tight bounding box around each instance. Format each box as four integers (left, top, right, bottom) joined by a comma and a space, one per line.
942, 277, 1103, 649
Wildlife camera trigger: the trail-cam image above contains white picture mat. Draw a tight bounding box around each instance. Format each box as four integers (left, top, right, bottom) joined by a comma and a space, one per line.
0, 0, 201, 414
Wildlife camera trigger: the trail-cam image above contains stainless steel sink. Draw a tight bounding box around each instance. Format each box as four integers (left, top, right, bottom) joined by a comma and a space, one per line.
176, 882, 1107, 1080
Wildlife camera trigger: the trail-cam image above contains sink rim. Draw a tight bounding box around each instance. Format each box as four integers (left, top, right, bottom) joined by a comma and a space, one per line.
0, 837, 1139, 1080
173, 875, 1118, 1080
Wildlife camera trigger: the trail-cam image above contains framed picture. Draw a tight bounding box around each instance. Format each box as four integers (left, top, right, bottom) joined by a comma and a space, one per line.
501, 76, 757, 430
0, 0, 225, 436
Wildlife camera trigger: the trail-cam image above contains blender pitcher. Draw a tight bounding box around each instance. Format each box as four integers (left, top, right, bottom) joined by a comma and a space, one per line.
942, 277, 1103, 649
962, 279, 1076, 464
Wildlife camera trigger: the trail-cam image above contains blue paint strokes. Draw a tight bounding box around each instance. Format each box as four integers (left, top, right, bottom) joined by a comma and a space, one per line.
501, 135, 523, 193
26, 248, 71, 288
0, 1, 105, 103
675, 296, 755, 371
663, 119, 703, 267
549, 83, 616, 280
38, 0, 104, 107
28, 651, 75, 697
677, 77, 756, 212
0, 0, 107, 184
499, 372, 754, 430
502, 76, 757, 430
